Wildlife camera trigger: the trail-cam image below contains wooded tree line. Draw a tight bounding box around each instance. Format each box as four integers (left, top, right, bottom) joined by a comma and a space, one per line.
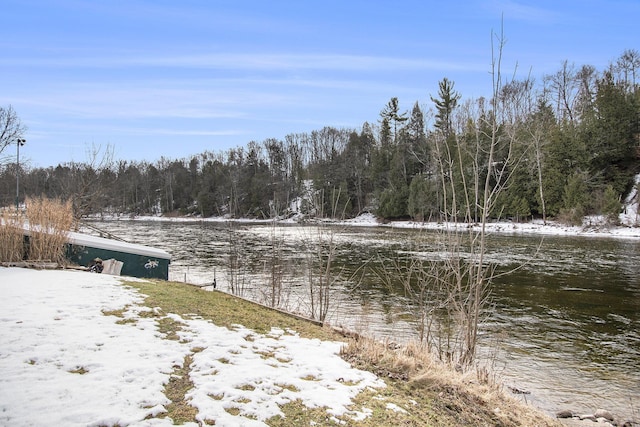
2, 50, 639, 223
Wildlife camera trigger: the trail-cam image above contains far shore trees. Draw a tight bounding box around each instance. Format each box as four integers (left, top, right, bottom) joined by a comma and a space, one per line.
0, 50, 637, 225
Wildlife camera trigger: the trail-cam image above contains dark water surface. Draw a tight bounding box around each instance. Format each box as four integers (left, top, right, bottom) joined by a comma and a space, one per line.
85, 220, 640, 420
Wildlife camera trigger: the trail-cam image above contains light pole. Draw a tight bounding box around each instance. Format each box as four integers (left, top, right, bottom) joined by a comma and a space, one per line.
15, 138, 25, 211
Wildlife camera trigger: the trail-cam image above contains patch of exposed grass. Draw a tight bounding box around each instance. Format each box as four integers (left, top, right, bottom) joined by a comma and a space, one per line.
124, 280, 340, 340
163, 354, 198, 424
102, 307, 138, 325
236, 383, 256, 391
101, 307, 127, 318
115, 318, 137, 325
224, 407, 241, 416
68, 366, 88, 375
156, 316, 184, 341
275, 383, 300, 393
267, 400, 335, 426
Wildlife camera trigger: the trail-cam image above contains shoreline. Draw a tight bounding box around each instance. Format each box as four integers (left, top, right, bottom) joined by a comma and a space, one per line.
87, 212, 640, 240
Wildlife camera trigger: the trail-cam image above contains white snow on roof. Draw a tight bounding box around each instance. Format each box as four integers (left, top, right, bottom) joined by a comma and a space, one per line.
0, 267, 384, 426
66, 230, 171, 260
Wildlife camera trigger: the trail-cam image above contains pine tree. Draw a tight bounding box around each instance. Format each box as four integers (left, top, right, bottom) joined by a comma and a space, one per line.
431, 78, 461, 137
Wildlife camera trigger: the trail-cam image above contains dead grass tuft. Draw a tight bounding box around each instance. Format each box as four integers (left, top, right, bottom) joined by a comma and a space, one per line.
25, 197, 75, 263
1, 197, 75, 263
0, 210, 24, 262
340, 335, 564, 426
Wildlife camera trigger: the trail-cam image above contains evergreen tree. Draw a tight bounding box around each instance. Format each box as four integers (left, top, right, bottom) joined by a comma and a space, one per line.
602, 184, 622, 224
380, 97, 408, 144
560, 171, 588, 225
431, 78, 461, 137
408, 174, 437, 221
584, 71, 639, 195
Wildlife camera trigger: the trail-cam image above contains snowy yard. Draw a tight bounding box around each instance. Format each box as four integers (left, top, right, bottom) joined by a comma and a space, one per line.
0, 268, 384, 426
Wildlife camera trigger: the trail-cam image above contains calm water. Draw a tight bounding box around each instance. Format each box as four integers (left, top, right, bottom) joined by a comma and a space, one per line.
85, 220, 640, 420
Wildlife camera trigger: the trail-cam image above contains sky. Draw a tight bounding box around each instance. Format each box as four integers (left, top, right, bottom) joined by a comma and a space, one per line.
1, 0, 638, 168
0, 267, 385, 426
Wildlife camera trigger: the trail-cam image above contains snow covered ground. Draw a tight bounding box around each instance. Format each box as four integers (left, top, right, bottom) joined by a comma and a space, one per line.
0, 268, 384, 426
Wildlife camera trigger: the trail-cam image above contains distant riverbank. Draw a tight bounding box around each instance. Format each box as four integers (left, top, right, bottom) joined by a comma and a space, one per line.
93, 211, 640, 240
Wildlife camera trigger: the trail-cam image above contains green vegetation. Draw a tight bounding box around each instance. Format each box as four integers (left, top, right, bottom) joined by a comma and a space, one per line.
129, 280, 338, 340
123, 279, 562, 426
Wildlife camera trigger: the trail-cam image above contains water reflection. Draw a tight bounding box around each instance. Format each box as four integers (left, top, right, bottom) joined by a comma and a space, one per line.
84, 220, 639, 420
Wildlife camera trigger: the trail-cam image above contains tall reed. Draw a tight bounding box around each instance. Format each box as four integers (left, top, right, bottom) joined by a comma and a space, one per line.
0, 210, 25, 262
25, 197, 75, 263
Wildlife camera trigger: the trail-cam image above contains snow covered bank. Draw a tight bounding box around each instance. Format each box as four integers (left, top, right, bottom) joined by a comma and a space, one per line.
0, 268, 384, 426
94, 205, 640, 240
383, 217, 640, 239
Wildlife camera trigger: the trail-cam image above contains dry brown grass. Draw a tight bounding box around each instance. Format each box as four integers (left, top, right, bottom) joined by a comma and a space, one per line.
25, 197, 75, 263
163, 354, 198, 424
340, 336, 564, 427
1, 197, 75, 263
0, 210, 24, 262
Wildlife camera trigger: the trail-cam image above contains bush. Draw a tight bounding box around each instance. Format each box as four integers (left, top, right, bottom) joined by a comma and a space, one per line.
557, 206, 585, 226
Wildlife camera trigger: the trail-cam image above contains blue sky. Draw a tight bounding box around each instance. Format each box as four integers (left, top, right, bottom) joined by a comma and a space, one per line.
1, 0, 638, 168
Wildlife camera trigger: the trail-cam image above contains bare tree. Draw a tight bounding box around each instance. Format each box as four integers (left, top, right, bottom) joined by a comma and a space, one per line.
545, 60, 579, 123
386, 26, 529, 368
304, 188, 341, 322
574, 64, 598, 119
0, 106, 27, 161
260, 222, 290, 309
616, 48, 640, 92
67, 144, 115, 219
303, 186, 362, 323
225, 221, 249, 297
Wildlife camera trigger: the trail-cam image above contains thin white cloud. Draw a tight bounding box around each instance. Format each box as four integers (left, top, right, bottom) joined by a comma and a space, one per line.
1, 52, 482, 73
125, 128, 246, 137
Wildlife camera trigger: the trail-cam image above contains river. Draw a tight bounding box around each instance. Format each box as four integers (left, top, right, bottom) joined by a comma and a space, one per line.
84, 219, 640, 421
